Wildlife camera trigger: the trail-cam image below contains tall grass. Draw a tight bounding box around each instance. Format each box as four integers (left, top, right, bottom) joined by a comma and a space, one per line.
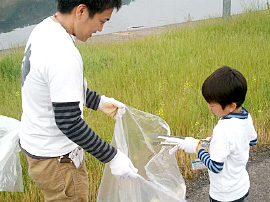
0, 10, 269, 201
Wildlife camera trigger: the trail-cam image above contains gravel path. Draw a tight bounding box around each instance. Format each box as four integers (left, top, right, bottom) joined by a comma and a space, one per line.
185, 145, 270, 202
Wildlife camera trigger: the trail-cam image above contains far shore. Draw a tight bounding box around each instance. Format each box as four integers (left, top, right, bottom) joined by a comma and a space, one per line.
85, 16, 224, 44
0, 15, 225, 57
84, 11, 256, 44
0, 11, 264, 56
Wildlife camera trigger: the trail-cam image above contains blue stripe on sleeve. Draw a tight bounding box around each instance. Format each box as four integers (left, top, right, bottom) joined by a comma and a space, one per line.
198, 148, 224, 173
249, 138, 257, 146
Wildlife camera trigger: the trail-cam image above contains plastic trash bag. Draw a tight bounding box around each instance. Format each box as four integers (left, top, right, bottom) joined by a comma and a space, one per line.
0, 115, 23, 192
97, 107, 186, 202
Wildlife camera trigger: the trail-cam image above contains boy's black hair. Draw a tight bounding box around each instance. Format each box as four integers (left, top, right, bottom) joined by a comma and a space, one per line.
57, 0, 122, 17
202, 66, 247, 109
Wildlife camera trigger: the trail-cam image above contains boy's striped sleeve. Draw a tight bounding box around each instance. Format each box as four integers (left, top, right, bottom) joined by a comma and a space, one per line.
249, 138, 257, 146
198, 148, 224, 173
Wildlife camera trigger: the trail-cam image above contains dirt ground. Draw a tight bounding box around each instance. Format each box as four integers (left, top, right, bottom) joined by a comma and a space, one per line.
185, 145, 270, 202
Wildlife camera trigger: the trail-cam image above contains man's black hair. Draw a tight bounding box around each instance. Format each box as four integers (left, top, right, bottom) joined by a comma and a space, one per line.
202, 66, 247, 109
57, 0, 122, 17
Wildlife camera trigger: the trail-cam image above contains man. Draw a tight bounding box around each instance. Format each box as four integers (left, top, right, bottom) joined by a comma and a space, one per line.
19, 0, 138, 201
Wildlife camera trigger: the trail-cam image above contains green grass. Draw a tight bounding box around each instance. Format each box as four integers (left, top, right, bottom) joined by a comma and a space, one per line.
1, 10, 270, 201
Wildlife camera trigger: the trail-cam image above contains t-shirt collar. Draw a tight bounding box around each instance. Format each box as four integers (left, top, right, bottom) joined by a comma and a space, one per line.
221, 107, 248, 120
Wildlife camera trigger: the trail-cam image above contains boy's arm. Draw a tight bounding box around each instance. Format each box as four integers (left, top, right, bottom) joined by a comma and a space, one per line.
248, 115, 257, 146
249, 138, 257, 146
197, 144, 224, 173
168, 137, 224, 173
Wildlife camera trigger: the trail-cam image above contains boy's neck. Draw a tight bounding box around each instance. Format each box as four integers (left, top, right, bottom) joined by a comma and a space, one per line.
230, 106, 242, 114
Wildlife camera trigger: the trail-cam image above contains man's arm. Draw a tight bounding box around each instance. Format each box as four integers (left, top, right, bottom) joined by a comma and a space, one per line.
52, 101, 116, 163
84, 88, 125, 119
85, 88, 101, 110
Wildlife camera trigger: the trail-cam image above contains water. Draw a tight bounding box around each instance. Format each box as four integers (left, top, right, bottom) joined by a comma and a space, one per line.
0, 0, 267, 50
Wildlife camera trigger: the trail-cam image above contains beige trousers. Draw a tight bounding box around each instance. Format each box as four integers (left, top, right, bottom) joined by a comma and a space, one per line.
23, 152, 89, 202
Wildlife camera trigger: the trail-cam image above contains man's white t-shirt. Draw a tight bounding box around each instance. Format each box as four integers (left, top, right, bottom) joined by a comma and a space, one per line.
19, 17, 84, 157
209, 114, 257, 201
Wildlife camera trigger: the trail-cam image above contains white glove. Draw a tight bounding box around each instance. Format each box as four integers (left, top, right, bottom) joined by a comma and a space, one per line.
169, 137, 200, 154
110, 150, 139, 179
98, 95, 125, 118
163, 137, 185, 144
167, 139, 185, 155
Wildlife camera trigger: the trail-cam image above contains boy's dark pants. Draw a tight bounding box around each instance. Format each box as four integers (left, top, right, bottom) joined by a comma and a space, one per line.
209, 191, 249, 202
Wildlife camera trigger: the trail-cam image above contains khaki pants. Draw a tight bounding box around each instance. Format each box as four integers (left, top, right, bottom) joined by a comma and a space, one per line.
23, 152, 89, 202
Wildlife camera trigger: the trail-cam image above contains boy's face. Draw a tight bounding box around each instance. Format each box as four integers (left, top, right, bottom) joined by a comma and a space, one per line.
207, 102, 236, 118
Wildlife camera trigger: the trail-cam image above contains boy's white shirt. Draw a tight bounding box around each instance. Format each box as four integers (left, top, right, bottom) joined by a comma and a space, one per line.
19, 17, 83, 157
209, 114, 257, 201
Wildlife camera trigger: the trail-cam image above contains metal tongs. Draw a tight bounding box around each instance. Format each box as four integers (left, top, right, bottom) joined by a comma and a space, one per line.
150, 133, 211, 148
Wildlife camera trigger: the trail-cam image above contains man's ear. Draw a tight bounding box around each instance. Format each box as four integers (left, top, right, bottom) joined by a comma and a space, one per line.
75, 4, 87, 18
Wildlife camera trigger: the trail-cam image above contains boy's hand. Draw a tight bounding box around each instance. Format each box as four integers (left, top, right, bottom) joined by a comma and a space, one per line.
98, 95, 125, 118
184, 137, 200, 153
110, 150, 139, 179
169, 137, 200, 154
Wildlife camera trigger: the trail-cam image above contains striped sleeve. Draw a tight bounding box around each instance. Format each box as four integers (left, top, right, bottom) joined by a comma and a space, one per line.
198, 148, 224, 173
85, 88, 101, 110
250, 138, 258, 146
52, 101, 116, 163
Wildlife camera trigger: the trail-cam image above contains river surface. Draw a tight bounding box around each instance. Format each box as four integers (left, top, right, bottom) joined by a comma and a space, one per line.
0, 0, 267, 50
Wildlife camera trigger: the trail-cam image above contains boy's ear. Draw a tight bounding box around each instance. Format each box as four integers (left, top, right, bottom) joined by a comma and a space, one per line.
228, 103, 237, 113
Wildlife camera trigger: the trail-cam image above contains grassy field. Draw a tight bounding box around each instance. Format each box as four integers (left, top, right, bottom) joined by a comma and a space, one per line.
0, 10, 270, 201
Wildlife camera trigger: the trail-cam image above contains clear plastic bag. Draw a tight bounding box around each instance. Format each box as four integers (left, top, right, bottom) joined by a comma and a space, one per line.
0, 115, 23, 192
97, 107, 186, 202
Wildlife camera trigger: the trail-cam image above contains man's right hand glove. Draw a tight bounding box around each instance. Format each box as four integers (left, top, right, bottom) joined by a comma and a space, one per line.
110, 150, 139, 179
98, 95, 125, 119
169, 137, 200, 155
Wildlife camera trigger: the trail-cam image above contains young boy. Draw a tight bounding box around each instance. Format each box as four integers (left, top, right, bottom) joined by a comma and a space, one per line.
169, 66, 257, 202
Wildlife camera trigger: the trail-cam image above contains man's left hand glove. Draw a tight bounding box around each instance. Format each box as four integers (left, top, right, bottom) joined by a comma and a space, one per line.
98, 95, 125, 118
